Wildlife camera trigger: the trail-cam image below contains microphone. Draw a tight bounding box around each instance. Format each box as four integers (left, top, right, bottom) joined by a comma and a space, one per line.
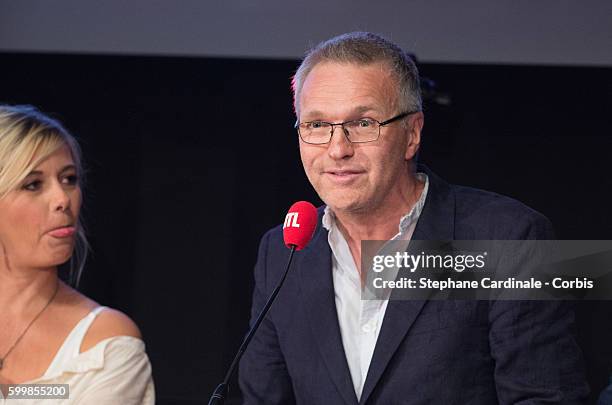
207, 201, 318, 405
283, 200, 318, 250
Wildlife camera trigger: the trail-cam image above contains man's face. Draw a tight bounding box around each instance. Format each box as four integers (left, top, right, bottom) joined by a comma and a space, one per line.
297, 61, 421, 215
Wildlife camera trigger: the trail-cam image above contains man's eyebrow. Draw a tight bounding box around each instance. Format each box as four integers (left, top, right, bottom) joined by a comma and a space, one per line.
301, 106, 379, 121
300, 110, 325, 121
352, 105, 378, 115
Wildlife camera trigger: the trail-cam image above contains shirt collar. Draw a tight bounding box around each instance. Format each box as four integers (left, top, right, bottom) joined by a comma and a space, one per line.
323, 172, 429, 236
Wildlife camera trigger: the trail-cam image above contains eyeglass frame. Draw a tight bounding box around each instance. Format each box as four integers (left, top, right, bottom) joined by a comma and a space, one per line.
294, 110, 420, 145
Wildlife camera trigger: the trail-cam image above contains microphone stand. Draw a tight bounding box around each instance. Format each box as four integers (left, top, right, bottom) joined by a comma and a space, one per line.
207, 245, 297, 405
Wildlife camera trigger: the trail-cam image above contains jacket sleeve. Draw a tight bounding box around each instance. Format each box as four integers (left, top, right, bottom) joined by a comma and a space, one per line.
489, 299, 589, 404
239, 230, 296, 404
490, 213, 589, 404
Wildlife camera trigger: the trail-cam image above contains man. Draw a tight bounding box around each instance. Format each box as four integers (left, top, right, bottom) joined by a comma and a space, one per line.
239, 32, 588, 404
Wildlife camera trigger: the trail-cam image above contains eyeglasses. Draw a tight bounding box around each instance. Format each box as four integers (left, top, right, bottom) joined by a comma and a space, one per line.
295, 111, 419, 145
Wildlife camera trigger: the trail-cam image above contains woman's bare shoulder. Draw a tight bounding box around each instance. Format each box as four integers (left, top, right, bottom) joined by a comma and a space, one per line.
80, 308, 142, 353
58, 284, 142, 353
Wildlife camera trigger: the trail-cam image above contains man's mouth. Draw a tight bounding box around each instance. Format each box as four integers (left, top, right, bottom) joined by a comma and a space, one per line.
324, 169, 364, 183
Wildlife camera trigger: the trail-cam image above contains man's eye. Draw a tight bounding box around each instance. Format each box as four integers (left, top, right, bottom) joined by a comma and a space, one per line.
309, 121, 325, 129
23, 180, 42, 191
357, 119, 374, 128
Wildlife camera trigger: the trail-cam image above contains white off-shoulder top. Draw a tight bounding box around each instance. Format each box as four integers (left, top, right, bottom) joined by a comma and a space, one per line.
0, 307, 155, 404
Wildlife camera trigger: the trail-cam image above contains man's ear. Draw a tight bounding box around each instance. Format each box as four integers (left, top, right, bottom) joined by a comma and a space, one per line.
405, 112, 424, 161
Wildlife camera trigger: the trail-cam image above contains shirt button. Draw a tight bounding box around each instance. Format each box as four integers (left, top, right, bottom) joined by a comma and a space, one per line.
362, 324, 372, 333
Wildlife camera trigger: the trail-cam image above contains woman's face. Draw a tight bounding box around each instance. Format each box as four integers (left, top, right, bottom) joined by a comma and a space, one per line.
0, 145, 81, 272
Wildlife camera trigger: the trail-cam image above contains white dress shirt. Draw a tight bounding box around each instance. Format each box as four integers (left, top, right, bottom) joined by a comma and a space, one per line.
322, 173, 429, 401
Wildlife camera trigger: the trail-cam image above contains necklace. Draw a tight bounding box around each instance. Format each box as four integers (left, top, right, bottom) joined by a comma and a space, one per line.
0, 281, 59, 370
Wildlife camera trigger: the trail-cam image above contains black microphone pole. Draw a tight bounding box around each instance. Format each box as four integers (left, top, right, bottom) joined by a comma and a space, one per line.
207, 245, 297, 405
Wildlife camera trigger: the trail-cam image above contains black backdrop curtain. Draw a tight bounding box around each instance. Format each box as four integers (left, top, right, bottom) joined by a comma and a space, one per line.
1, 53, 611, 404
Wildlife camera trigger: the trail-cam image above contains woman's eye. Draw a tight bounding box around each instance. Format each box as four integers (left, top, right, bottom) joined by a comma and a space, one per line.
23, 180, 42, 191
62, 175, 79, 185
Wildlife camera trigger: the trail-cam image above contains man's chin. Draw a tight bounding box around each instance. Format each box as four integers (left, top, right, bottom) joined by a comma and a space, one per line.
323, 196, 368, 215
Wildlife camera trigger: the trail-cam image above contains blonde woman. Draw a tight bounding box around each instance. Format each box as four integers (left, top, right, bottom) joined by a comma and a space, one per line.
0, 105, 154, 404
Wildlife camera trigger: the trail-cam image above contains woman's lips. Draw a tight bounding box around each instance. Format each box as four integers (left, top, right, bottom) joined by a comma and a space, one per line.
48, 226, 76, 238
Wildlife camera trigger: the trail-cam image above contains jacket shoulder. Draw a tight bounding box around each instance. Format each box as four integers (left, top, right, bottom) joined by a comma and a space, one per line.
452, 185, 555, 239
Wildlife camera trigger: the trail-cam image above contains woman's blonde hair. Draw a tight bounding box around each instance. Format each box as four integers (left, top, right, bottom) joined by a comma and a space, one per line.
0, 104, 89, 286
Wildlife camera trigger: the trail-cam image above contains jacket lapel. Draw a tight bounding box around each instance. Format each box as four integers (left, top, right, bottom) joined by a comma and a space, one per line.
359, 166, 456, 404
298, 217, 359, 405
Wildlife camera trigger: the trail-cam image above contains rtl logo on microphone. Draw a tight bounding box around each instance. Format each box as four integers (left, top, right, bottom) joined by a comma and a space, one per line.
283, 212, 300, 229
283, 201, 317, 250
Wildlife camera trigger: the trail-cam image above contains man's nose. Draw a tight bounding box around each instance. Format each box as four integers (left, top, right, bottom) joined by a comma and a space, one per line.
327, 125, 354, 160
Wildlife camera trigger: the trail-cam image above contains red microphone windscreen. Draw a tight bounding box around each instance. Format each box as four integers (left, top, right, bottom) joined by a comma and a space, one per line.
282, 201, 318, 250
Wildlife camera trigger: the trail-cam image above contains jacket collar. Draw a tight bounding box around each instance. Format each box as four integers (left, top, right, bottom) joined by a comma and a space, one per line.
298, 165, 456, 405
359, 164, 456, 404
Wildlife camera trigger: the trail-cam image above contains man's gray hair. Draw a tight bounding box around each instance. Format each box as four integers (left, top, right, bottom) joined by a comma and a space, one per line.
291, 32, 422, 114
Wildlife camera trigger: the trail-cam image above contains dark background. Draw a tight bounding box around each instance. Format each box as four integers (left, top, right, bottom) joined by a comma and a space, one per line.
1, 52, 611, 404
